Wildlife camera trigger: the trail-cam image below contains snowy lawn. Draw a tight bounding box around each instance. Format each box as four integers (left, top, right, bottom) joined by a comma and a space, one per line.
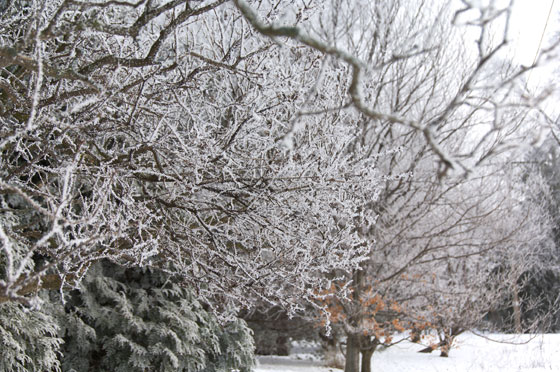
254, 333, 560, 372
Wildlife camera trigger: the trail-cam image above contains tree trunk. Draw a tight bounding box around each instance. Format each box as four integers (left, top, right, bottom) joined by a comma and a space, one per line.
0, 273, 79, 304
512, 281, 522, 333
418, 344, 438, 353
418, 327, 462, 357
418, 331, 461, 357
361, 348, 374, 372
344, 333, 361, 372
440, 337, 453, 358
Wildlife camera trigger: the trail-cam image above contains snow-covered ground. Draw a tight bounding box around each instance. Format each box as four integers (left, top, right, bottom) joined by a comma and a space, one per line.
254, 333, 560, 372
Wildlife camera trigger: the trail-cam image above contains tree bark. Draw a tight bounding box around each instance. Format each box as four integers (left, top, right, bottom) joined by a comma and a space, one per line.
512, 281, 522, 333
0, 273, 78, 304
417, 340, 452, 357
440, 344, 450, 358
418, 328, 462, 357
418, 344, 438, 353
439, 333, 456, 357
345, 333, 361, 372
361, 347, 374, 372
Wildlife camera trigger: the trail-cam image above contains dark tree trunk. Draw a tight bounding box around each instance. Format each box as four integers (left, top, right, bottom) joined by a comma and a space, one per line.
276, 335, 289, 355
439, 335, 455, 357
513, 281, 522, 333
345, 268, 368, 372
319, 327, 339, 352
345, 333, 361, 372
418, 343, 438, 353
418, 327, 462, 357
417, 339, 453, 356
410, 328, 422, 343
439, 327, 463, 357
361, 348, 374, 372
359, 335, 378, 372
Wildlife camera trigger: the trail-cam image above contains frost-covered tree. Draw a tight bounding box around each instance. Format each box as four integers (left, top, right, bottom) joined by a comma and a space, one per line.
315, 159, 553, 367
0, 180, 62, 371
241, 0, 555, 370
54, 260, 255, 372
0, 0, 553, 332
0, 0, 378, 310
401, 164, 553, 356
0, 302, 62, 372
529, 137, 560, 250
499, 136, 560, 332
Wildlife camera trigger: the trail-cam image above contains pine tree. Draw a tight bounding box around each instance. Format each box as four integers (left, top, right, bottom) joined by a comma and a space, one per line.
0, 194, 62, 372
0, 302, 62, 372
56, 261, 255, 372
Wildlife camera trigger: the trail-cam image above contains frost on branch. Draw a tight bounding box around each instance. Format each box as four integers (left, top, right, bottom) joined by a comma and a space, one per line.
0, 0, 379, 310
0, 0, 553, 317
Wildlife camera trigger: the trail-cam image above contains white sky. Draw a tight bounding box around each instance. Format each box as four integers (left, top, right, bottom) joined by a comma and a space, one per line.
508, 0, 559, 112
510, 0, 559, 66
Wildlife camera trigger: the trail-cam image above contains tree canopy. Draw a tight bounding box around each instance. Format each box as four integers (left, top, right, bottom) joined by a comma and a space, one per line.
0, 0, 554, 324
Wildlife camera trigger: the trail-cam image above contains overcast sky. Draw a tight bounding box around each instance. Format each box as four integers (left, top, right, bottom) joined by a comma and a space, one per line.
508, 0, 560, 125
510, 0, 559, 65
